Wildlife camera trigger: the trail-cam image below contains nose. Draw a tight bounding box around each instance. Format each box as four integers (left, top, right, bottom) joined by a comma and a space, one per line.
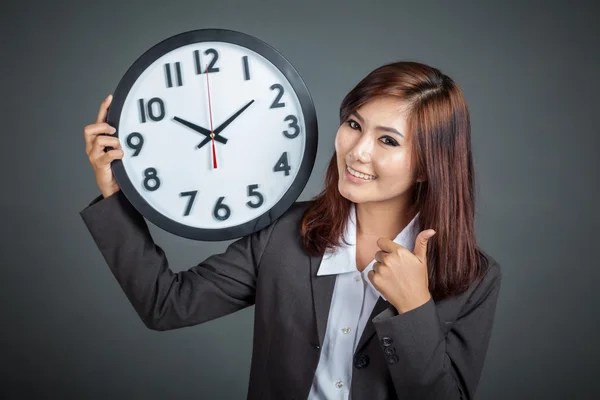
349, 133, 374, 163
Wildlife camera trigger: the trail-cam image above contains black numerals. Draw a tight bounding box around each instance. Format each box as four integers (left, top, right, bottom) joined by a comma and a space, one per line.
205, 49, 220, 73
126, 132, 144, 156
138, 98, 165, 123
273, 152, 291, 176
164, 62, 183, 88
213, 196, 231, 221
194, 48, 220, 74
180, 190, 198, 216
270, 84, 285, 108
242, 56, 250, 80
143, 167, 161, 191
246, 184, 264, 208
283, 115, 300, 138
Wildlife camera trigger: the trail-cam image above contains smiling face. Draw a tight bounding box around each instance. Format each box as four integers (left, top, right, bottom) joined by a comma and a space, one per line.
335, 95, 421, 207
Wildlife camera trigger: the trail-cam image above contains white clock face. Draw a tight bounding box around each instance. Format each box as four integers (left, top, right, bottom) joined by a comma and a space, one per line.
117, 41, 306, 230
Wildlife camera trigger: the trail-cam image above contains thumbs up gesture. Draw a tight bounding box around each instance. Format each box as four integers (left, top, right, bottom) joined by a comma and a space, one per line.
367, 229, 436, 313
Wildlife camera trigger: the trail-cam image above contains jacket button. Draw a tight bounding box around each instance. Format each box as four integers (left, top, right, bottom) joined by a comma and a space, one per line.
381, 336, 394, 347
354, 353, 370, 369
384, 346, 396, 356
387, 355, 399, 365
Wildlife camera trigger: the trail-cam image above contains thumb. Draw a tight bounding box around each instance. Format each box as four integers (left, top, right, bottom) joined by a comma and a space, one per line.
414, 229, 436, 263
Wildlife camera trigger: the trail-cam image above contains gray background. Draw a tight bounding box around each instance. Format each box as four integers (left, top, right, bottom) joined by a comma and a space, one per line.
1, 0, 598, 398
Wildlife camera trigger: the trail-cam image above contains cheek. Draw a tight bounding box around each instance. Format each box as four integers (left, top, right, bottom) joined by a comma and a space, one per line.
334, 129, 353, 167
377, 151, 415, 183
334, 128, 346, 154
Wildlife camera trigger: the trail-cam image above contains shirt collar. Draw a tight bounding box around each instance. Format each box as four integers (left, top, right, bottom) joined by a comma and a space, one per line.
316, 203, 421, 277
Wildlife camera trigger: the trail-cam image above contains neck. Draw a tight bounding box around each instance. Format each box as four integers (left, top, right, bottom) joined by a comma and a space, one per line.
355, 196, 416, 240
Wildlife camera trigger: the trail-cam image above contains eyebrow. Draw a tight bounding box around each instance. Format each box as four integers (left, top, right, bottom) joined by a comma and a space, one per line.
351, 111, 405, 138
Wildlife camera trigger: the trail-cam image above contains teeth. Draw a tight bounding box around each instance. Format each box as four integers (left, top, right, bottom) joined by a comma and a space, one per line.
347, 165, 376, 180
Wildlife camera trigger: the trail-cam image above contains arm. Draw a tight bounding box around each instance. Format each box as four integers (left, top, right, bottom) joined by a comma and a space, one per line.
372, 262, 502, 400
79, 190, 275, 331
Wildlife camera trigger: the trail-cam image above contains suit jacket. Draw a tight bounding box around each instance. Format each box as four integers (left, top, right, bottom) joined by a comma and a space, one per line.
79, 190, 502, 400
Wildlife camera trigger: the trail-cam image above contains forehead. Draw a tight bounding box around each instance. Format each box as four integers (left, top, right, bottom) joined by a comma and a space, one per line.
355, 96, 409, 124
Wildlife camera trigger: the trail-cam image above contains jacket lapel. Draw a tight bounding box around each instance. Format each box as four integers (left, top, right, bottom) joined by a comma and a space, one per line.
354, 296, 392, 354
309, 252, 336, 347
308, 252, 394, 352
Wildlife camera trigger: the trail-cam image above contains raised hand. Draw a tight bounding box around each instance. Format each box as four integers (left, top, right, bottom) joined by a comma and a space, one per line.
368, 229, 437, 313
83, 94, 124, 198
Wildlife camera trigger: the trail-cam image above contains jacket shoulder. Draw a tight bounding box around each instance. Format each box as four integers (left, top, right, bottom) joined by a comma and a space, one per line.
467, 247, 502, 305
477, 247, 501, 277
274, 200, 313, 225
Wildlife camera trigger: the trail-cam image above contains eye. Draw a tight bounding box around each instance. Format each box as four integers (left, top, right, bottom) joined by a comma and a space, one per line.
379, 136, 399, 147
346, 119, 361, 130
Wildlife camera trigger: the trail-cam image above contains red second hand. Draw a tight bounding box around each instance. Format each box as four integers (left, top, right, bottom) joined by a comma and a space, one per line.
205, 65, 217, 169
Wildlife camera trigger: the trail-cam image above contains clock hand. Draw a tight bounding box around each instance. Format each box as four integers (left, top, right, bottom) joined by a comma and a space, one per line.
172, 116, 228, 144
196, 99, 255, 149
214, 99, 255, 134
204, 65, 218, 169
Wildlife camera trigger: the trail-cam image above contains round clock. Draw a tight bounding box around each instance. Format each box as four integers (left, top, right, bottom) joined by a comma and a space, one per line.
107, 28, 318, 241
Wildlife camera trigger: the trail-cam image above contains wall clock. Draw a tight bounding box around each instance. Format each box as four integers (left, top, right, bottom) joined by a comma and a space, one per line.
106, 28, 318, 241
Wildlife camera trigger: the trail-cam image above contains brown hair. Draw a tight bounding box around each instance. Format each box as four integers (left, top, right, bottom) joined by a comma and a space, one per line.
300, 61, 487, 300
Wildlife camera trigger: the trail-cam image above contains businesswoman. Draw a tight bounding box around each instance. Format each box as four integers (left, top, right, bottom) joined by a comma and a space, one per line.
80, 61, 502, 400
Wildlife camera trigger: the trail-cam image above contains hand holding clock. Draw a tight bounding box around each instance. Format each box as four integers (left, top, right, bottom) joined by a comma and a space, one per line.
83, 94, 124, 198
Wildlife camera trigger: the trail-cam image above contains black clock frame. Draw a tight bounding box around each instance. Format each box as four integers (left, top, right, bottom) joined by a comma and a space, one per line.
107, 28, 318, 241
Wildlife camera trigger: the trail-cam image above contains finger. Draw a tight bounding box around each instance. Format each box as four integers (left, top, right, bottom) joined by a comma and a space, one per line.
84, 123, 116, 152
413, 229, 436, 263
90, 136, 121, 159
85, 124, 117, 155
96, 147, 124, 166
372, 261, 383, 274
376, 237, 398, 253
89, 135, 121, 159
374, 251, 385, 263
367, 269, 377, 285
96, 94, 113, 124
84, 122, 116, 140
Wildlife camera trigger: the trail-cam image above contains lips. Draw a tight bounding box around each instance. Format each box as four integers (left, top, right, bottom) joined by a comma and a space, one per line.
346, 165, 377, 180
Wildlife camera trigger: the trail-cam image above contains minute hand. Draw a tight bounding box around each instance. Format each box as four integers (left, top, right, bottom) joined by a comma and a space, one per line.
197, 99, 255, 149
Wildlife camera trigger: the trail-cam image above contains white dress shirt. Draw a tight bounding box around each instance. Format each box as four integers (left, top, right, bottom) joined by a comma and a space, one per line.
307, 203, 420, 399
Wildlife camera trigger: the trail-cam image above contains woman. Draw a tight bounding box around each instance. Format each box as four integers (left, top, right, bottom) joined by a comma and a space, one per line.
80, 61, 502, 400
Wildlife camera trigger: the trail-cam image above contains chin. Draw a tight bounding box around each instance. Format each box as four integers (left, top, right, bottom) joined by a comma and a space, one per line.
338, 180, 409, 207
337, 180, 368, 203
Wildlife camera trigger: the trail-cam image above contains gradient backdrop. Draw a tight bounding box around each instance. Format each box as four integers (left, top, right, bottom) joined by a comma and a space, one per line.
2, 0, 599, 398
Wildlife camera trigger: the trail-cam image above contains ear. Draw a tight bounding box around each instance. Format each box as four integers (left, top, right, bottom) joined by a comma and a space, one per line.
416, 174, 427, 183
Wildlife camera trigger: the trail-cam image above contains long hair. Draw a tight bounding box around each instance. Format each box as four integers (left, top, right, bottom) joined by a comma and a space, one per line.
300, 61, 487, 300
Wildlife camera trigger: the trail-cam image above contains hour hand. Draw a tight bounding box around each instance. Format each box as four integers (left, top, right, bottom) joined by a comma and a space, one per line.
172, 116, 228, 144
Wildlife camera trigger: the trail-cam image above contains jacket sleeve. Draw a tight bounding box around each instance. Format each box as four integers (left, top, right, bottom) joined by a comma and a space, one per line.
79, 190, 276, 331
372, 261, 502, 400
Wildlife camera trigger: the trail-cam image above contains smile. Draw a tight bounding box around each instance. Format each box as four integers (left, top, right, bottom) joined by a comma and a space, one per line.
346, 165, 377, 180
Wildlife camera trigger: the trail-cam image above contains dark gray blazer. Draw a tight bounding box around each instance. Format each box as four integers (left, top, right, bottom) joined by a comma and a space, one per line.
79, 190, 502, 400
